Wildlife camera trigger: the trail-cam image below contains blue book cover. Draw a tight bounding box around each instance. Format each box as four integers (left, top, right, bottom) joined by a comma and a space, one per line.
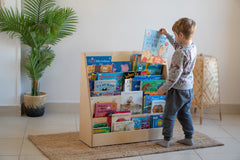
89, 80, 94, 91
147, 63, 163, 75
144, 95, 166, 113
112, 61, 132, 72
131, 75, 162, 91
141, 29, 169, 64
94, 80, 117, 92
98, 72, 123, 91
150, 113, 164, 128
87, 56, 112, 65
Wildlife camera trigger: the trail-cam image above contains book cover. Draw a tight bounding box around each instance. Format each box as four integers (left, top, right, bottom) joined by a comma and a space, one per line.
108, 111, 131, 132
141, 29, 169, 64
132, 54, 142, 71
151, 100, 166, 114
123, 71, 141, 80
111, 112, 132, 131
90, 91, 115, 97
120, 91, 143, 114
124, 79, 132, 92
144, 95, 166, 113
87, 64, 113, 73
131, 116, 150, 130
94, 80, 117, 92
93, 127, 110, 134
112, 61, 132, 72
94, 102, 117, 118
150, 113, 164, 128
89, 80, 94, 91
86, 56, 112, 65
90, 96, 121, 117
136, 63, 147, 72
113, 121, 135, 132
132, 75, 162, 91
98, 72, 123, 91
141, 80, 165, 92
147, 63, 163, 75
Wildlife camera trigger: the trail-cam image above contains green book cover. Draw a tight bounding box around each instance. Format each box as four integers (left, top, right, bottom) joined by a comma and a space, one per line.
141, 80, 165, 92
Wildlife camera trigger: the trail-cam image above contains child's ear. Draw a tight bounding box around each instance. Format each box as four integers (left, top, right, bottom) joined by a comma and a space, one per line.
179, 32, 184, 38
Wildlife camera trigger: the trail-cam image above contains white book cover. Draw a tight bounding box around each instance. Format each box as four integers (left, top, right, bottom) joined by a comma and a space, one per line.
151, 100, 166, 114
113, 121, 134, 132
111, 113, 131, 131
120, 91, 143, 114
124, 79, 132, 92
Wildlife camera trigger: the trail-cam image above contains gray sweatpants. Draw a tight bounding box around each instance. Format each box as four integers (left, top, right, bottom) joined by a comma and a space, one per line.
162, 88, 194, 141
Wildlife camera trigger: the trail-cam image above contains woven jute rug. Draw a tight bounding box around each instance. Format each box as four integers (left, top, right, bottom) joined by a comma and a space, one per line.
29, 126, 223, 160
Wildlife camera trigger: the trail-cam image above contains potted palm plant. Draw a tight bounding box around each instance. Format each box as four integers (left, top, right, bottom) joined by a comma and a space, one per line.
0, 0, 78, 117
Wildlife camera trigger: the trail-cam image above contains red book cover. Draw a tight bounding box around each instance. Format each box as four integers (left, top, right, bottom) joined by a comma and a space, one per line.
94, 102, 117, 118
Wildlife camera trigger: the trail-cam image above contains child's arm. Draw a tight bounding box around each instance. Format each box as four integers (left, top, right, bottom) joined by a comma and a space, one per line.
159, 28, 180, 50
160, 51, 185, 93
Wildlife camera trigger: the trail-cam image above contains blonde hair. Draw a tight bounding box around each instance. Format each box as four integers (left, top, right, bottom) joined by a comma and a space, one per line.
172, 18, 196, 40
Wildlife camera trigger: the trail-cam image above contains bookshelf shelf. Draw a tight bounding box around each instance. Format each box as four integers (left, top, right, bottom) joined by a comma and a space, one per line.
79, 51, 167, 147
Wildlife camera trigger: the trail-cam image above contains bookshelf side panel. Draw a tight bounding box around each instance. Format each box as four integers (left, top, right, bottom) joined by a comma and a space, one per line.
79, 52, 93, 147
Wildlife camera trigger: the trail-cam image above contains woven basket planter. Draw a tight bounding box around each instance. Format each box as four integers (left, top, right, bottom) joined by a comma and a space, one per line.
24, 92, 46, 117
192, 54, 221, 124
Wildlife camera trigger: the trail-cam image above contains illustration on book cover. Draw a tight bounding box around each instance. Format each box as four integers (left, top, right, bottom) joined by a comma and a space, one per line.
141, 29, 169, 64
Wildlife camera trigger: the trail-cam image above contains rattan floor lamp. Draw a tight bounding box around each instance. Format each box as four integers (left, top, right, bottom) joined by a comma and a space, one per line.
192, 54, 222, 125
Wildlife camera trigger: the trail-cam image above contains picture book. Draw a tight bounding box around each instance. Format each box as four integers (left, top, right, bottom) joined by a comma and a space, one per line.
131, 54, 142, 71
98, 72, 123, 91
124, 79, 132, 92
108, 111, 131, 131
87, 64, 113, 73
132, 75, 162, 91
88, 72, 98, 80
89, 80, 94, 91
131, 116, 150, 130
144, 95, 166, 113
90, 91, 115, 97
93, 123, 108, 128
136, 63, 147, 72
140, 80, 165, 92
93, 127, 110, 134
113, 121, 135, 132
94, 80, 117, 92
111, 112, 131, 131
150, 113, 164, 128
86, 56, 112, 65
120, 91, 143, 114
95, 64, 113, 73
112, 61, 132, 72
123, 71, 141, 80
146, 63, 163, 75
94, 102, 117, 118
151, 100, 166, 114
90, 96, 121, 117
141, 29, 169, 64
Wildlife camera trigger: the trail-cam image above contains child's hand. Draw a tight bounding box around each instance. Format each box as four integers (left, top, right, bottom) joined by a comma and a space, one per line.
159, 28, 168, 36
157, 87, 165, 96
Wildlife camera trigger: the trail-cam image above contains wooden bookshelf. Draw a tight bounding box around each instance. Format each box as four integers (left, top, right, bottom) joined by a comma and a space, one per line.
79, 51, 167, 147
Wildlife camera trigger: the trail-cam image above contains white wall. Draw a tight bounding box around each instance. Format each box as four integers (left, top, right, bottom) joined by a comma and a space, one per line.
19, 0, 240, 104
0, 0, 21, 106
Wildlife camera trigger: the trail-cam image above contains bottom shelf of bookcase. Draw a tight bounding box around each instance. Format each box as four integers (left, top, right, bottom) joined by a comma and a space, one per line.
90, 128, 163, 147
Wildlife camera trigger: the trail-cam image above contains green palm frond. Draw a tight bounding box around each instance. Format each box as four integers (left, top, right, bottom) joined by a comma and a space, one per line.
24, 0, 56, 24
0, 0, 78, 95
25, 48, 55, 81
